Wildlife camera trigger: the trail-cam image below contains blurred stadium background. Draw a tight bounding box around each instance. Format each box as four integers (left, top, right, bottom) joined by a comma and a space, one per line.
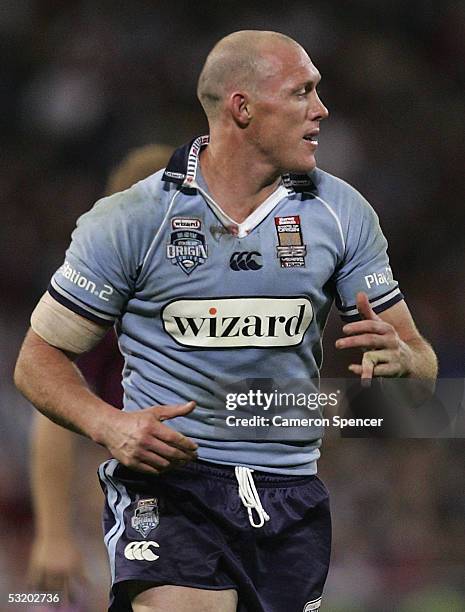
1, 1, 464, 610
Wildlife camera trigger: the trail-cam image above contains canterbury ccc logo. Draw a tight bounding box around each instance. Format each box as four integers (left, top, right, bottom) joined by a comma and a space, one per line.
230, 251, 262, 271
124, 541, 160, 562
162, 297, 313, 348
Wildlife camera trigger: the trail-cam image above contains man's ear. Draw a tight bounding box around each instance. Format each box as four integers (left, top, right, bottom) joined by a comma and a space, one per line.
229, 92, 252, 127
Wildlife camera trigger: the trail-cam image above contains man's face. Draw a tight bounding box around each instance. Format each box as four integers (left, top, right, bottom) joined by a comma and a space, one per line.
247, 43, 328, 175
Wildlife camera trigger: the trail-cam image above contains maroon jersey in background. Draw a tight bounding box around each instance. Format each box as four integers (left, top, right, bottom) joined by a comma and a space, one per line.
76, 329, 123, 409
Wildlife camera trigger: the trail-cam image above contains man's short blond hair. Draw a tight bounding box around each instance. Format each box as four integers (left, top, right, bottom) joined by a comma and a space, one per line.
197, 30, 300, 121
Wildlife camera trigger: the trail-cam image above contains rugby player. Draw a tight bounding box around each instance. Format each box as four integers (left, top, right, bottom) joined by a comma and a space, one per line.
27, 144, 174, 605
15, 31, 437, 612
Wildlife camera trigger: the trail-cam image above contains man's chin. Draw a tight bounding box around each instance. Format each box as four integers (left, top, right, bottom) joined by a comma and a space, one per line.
288, 156, 316, 175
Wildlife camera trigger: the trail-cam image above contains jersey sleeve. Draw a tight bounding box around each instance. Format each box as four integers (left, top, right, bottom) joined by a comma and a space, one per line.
49, 187, 151, 326
334, 191, 403, 322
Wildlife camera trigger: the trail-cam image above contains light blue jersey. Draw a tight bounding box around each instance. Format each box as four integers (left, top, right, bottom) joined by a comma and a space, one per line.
48, 136, 403, 474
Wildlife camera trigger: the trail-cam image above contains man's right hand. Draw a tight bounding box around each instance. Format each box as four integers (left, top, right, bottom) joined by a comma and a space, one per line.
103, 401, 198, 474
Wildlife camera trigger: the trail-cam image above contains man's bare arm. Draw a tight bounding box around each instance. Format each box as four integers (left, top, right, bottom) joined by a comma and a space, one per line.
31, 414, 77, 541
15, 327, 198, 474
28, 415, 85, 596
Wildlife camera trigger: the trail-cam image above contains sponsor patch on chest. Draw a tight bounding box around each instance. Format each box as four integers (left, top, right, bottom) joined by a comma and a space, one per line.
161, 297, 313, 348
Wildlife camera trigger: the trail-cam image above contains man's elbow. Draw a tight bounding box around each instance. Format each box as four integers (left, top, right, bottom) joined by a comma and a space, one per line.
13, 356, 25, 393
14, 329, 37, 394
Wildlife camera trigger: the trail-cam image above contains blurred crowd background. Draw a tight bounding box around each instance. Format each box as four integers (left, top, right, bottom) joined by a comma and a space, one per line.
1, 1, 464, 610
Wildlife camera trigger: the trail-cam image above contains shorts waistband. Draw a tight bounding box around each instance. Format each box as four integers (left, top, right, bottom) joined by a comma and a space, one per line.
178, 459, 316, 487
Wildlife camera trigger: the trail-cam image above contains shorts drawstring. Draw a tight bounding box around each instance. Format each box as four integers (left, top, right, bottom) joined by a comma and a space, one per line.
235, 466, 271, 528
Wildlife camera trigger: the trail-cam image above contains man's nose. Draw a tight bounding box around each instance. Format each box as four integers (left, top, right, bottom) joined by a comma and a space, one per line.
311, 93, 329, 121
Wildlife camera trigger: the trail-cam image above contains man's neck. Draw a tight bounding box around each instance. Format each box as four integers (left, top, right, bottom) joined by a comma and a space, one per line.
199, 135, 282, 224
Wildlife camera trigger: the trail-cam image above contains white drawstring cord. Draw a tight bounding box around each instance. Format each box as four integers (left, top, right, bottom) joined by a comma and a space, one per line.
235, 466, 271, 528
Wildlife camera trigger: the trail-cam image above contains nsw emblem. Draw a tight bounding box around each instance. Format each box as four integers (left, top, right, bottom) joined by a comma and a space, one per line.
166, 218, 208, 275
131, 498, 159, 538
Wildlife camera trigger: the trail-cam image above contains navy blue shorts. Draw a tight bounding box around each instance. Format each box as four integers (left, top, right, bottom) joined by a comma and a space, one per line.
98, 458, 331, 612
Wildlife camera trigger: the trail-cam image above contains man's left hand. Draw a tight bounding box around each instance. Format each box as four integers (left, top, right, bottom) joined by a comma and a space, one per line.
335, 292, 413, 382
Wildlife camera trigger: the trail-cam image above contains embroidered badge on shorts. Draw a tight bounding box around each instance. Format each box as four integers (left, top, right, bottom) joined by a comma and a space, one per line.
131, 498, 159, 538
166, 218, 208, 275
275, 216, 307, 268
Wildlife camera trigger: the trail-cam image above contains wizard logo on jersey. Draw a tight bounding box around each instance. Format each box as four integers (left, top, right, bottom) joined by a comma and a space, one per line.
166, 218, 208, 275
131, 498, 159, 538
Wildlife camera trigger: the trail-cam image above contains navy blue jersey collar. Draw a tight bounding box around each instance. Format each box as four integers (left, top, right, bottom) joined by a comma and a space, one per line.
162, 135, 316, 194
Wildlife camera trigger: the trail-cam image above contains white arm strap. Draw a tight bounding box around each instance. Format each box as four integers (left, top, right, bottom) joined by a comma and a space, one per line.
31, 292, 109, 354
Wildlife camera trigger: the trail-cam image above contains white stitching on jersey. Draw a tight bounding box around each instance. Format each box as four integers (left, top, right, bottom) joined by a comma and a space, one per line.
140, 189, 182, 273
312, 194, 346, 253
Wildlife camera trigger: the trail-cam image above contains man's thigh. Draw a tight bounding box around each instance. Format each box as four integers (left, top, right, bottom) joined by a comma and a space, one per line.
128, 582, 238, 612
